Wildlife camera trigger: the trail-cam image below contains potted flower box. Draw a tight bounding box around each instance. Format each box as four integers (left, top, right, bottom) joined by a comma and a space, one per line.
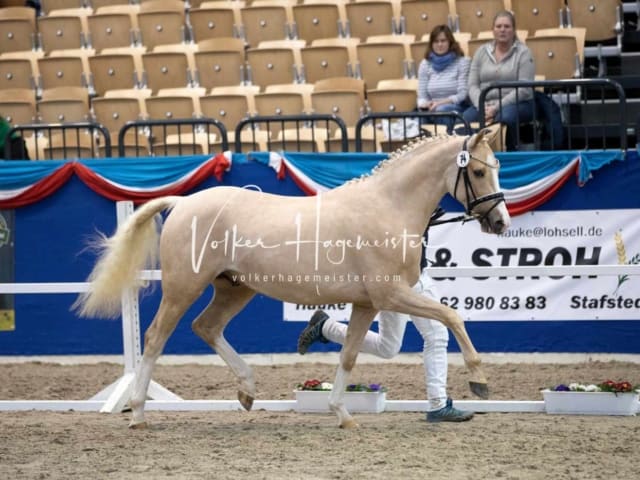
294, 380, 386, 414
543, 381, 639, 416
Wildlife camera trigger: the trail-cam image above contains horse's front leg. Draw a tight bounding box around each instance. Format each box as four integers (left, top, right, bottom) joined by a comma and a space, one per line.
329, 305, 378, 429
377, 286, 488, 399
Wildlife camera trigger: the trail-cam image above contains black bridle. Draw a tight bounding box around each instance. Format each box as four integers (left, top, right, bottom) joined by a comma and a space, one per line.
429, 137, 506, 227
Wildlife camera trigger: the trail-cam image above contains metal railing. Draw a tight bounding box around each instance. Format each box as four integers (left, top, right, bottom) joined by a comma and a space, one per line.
234, 114, 349, 153
117, 118, 228, 158
4, 122, 111, 160
3, 79, 630, 160
478, 78, 627, 151
354, 111, 472, 152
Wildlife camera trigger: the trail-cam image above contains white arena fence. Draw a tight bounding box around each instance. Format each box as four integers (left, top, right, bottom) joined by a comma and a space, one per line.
0, 201, 638, 414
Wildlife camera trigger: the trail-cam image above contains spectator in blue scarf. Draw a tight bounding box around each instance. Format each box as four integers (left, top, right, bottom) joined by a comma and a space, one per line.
417, 25, 470, 133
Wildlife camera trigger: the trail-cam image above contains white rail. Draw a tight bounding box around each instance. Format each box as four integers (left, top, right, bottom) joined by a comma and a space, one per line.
2, 265, 640, 294
1, 201, 639, 413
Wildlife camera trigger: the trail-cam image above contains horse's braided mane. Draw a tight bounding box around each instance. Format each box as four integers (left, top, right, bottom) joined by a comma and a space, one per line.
344, 133, 457, 186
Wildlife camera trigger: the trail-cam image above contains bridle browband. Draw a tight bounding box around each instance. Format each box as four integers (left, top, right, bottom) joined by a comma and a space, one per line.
429, 136, 505, 227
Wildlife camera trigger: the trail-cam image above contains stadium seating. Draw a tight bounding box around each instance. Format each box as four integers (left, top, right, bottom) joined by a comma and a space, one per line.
0, 0, 637, 155
454, 0, 506, 38
526, 35, 582, 80
300, 44, 353, 83
89, 52, 142, 96
193, 37, 246, 90
510, 0, 565, 35
189, 3, 242, 42
39, 0, 85, 15
38, 85, 89, 114
137, 0, 187, 49
245, 44, 301, 90
239, 4, 292, 48
0, 57, 35, 91
87, 9, 138, 52
141, 51, 192, 93
0, 87, 37, 126
0, 6, 37, 54
355, 36, 413, 90
399, 0, 452, 38
292, 2, 345, 44
345, 0, 398, 40
37, 10, 89, 52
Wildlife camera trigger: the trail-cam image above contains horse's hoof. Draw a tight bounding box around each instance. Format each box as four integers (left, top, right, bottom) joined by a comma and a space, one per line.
339, 419, 359, 429
469, 381, 489, 399
128, 421, 148, 430
238, 391, 254, 411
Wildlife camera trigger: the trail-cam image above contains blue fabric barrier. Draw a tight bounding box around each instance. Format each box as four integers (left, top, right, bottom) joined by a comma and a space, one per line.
0, 151, 638, 355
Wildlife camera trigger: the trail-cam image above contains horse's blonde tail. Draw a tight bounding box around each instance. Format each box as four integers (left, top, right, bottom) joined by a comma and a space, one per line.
73, 196, 181, 319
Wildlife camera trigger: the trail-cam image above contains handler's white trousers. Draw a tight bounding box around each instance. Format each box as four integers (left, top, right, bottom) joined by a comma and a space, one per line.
322, 269, 449, 411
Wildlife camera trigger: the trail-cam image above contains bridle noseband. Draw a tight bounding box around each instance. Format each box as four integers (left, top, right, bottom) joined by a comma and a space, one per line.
430, 137, 505, 227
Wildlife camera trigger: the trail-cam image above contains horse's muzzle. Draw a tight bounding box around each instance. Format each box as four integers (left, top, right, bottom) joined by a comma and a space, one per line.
481, 213, 510, 234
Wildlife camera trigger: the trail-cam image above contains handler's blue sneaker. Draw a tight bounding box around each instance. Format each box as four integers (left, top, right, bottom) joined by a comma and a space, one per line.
297, 310, 330, 354
426, 398, 474, 423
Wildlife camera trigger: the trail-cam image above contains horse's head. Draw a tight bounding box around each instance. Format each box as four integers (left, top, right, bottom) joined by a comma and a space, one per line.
449, 124, 510, 234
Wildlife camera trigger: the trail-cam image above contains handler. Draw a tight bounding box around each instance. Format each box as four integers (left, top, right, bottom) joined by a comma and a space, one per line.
297, 208, 474, 423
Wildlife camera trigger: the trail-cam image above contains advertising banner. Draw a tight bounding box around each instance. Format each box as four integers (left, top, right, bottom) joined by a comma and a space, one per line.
0, 209, 15, 331
284, 209, 640, 322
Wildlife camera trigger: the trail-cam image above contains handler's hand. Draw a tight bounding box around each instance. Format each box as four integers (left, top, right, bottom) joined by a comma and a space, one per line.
484, 104, 497, 123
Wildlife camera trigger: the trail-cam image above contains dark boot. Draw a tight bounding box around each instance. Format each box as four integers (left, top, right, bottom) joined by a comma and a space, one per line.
426, 398, 474, 423
297, 310, 330, 354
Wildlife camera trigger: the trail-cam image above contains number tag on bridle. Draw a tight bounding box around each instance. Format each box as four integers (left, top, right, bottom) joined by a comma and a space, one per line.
457, 150, 470, 168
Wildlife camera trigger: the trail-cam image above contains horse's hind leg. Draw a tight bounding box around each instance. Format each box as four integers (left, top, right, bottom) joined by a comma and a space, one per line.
129, 295, 193, 428
192, 279, 257, 411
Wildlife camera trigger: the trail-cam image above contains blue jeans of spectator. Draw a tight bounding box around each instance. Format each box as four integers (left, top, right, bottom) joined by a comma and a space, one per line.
462, 100, 535, 151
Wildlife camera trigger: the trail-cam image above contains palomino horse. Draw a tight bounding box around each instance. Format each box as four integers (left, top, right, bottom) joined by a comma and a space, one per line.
75, 125, 510, 429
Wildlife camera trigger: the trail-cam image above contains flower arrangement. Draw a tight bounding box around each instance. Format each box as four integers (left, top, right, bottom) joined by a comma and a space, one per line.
296, 379, 387, 392
296, 379, 333, 391
294, 379, 387, 413
543, 379, 639, 415
346, 383, 386, 393
550, 380, 637, 394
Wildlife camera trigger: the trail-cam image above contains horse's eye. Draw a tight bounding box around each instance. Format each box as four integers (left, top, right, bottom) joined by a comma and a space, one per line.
473, 169, 485, 178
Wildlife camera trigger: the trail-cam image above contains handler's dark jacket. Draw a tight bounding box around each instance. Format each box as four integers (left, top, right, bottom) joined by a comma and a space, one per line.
420, 206, 446, 270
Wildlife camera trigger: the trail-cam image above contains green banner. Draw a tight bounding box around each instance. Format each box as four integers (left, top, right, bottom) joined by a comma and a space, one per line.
0, 210, 15, 331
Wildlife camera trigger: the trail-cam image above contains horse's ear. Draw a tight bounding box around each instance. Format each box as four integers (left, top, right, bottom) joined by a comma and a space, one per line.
467, 123, 503, 151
